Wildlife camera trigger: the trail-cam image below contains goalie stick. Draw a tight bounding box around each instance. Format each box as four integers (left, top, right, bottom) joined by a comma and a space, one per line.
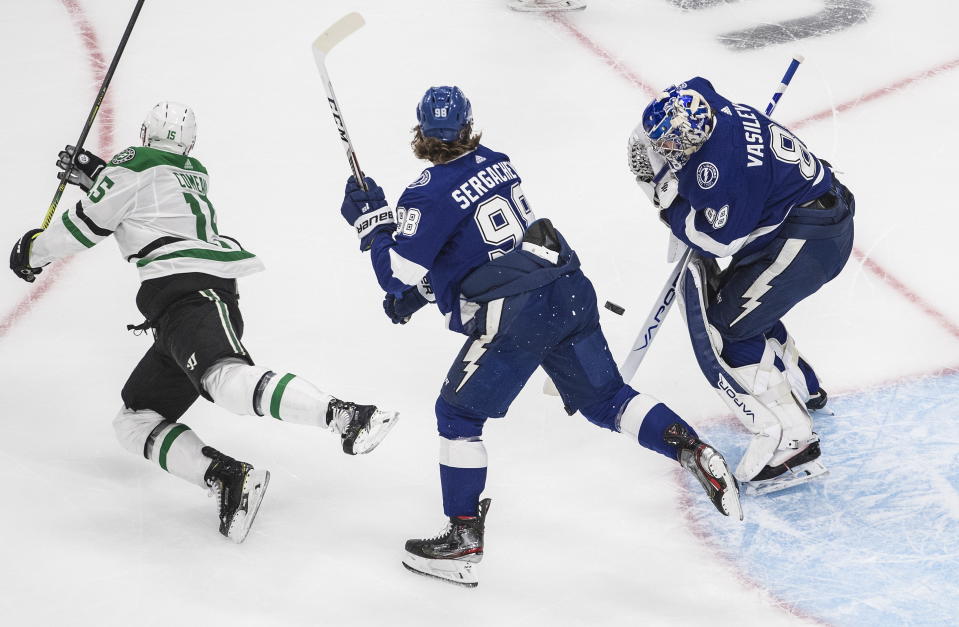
35, 0, 145, 245
543, 55, 805, 395
312, 12, 368, 191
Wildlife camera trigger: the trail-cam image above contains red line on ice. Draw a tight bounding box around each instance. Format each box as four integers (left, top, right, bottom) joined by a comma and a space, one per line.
548, 13, 959, 344
0, 0, 115, 341
851, 249, 959, 341
546, 13, 658, 98
790, 56, 959, 130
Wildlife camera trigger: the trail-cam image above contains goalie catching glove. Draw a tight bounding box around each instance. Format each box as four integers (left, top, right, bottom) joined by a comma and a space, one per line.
627, 124, 679, 210
341, 175, 396, 251
56, 145, 106, 192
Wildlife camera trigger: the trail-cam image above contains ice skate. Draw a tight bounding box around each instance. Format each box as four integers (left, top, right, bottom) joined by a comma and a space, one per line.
665, 423, 743, 521
402, 498, 491, 588
744, 439, 828, 496
508, 0, 587, 12
203, 447, 270, 543
805, 387, 832, 415
326, 398, 399, 455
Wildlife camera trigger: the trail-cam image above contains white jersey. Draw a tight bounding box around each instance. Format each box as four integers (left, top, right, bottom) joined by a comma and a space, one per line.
31, 146, 265, 281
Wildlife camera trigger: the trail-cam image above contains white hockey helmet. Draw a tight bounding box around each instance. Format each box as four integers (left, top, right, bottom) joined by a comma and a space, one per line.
139, 102, 197, 155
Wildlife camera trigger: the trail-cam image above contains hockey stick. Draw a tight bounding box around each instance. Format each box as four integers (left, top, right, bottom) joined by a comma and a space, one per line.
39, 0, 146, 231
312, 12, 368, 191
543, 55, 805, 395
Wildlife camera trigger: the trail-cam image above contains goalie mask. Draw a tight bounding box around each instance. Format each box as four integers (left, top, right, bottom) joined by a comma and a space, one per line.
416, 86, 472, 142
642, 86, 714, 171
140, 102, 197, 155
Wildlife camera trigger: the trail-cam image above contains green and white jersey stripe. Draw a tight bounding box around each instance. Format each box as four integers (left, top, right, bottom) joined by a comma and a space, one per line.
30, 146, 265, 281
199, 289, 247, 356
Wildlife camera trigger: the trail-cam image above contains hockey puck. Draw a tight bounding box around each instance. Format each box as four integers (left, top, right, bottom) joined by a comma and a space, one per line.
604, 301, 625, 316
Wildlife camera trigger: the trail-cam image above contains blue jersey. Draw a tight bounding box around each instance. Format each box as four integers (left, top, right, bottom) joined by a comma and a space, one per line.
665, 77, 832, 258
369, 144, 535, 327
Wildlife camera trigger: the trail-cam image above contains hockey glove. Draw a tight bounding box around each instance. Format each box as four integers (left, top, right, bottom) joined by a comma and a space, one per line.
341, 175, 396, 251
628, 125, 679, 210
9, 228, 44, 283
56, 145, 106, 192
383, 287, 429, 324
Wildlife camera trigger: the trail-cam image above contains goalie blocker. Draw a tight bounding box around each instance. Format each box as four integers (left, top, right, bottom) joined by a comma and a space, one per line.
679, 255, 827, 494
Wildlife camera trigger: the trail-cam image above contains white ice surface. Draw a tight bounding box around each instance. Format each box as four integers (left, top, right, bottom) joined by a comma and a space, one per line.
1, 1, 958, 626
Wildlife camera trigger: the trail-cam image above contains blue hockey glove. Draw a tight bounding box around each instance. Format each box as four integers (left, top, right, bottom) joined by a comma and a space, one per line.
383, 287, 429, 324
9, 228, 44, 283
341, 175, 396, 251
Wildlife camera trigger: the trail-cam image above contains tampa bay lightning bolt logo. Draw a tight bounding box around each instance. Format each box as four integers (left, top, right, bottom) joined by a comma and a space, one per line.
407, 170, 431, 189
696, 162, 719, 189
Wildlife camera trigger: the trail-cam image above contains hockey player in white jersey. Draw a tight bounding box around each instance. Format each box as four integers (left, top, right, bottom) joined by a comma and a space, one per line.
9, 102, 399, 543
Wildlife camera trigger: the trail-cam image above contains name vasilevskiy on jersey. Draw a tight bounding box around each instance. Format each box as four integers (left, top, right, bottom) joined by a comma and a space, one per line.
450, 161, 520, 209
733, 103, 765, 167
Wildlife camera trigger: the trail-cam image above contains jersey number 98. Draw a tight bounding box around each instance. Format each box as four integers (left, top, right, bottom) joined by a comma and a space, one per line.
474, 183, 534, 260
769, 124, 817, 180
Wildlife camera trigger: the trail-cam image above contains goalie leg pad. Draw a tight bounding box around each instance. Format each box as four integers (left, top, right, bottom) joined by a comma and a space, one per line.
766, 321, 819, 403
680, 256, 817, 481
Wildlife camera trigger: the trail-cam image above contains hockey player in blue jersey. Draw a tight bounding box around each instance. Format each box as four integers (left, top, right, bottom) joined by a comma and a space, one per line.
628, 78, 855, 494
340, 85, 743, 587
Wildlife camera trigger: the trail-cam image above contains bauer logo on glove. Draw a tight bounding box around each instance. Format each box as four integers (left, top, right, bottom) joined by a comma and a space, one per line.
341, 175, 398, 251
355, 207, 396, 238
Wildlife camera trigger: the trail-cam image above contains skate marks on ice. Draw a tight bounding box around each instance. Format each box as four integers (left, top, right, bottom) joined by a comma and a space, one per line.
679, 372, 959, 625
665, 0, 874, 51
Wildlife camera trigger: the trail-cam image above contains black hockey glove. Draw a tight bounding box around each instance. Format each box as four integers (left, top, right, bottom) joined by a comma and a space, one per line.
383, 287, 429, 324
56, 145, 106, 192
9, 228, 44, 283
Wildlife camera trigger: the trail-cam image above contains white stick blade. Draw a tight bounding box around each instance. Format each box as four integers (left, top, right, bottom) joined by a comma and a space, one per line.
312, 12, 365, 57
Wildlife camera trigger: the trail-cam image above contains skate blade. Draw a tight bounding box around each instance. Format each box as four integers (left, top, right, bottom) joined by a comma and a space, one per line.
705, 452, 744, 522
352, 410, 400, 455
402, 553, 478, 588
228, 469, 270, 544
745, 460, 828, 496
508, 0, 586, 11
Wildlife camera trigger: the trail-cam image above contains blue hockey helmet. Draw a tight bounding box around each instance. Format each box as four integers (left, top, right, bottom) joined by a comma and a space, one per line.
642, 85, 714, 170
416, 86, 472, 142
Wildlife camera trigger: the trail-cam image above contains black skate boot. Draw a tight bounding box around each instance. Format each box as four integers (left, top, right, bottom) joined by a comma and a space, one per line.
745, 438, 828, 495
203, 447, 270, 544
805, 387, 828, 412
665, 424, 743, 521
402, 498, 491, 588
326, 398, 399, 455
